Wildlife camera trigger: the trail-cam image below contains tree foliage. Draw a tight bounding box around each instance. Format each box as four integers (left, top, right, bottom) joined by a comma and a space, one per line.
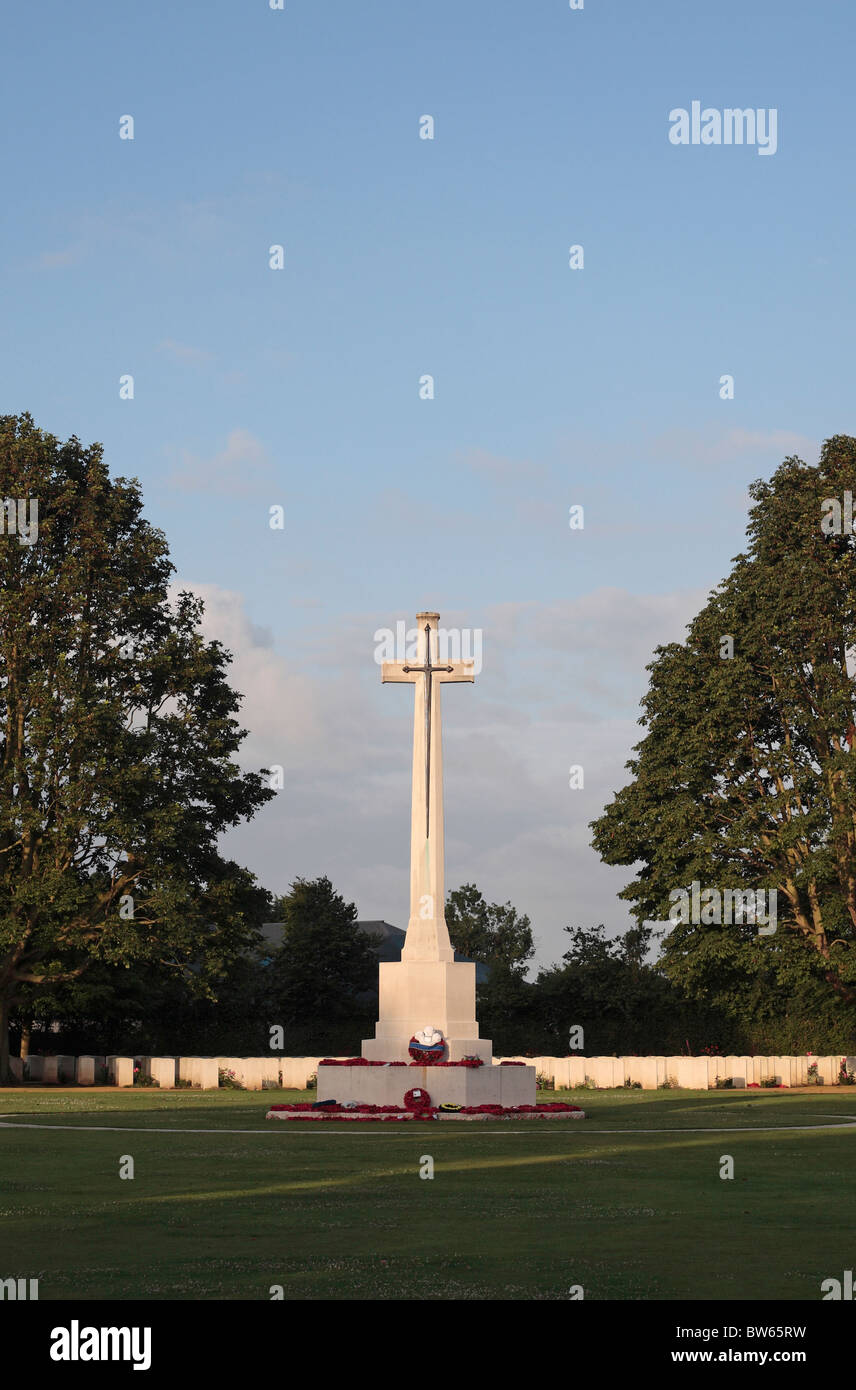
535, 925, 689, 1054
445, 882, 535, 977
264, 876, 378, 1052
0, 414, 274, 1078
591, 438, 856, 1034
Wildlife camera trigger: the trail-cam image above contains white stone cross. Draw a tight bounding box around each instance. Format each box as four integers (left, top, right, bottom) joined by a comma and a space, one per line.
382, 612, 475, 962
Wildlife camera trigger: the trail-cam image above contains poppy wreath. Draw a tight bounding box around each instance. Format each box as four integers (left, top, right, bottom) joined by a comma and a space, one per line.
408, 1037, 446, 1063
403, 1087, 432, 1111
408, 1057, 483, 1067
318, 1058, 408, 1067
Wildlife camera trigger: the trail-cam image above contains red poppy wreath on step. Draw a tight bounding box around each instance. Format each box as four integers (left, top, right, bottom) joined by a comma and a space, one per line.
403, 1087, 432, 1111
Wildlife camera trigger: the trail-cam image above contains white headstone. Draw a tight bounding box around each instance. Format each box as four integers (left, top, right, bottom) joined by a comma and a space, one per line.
77, 1056, 96, 1085
150, 1057, 176, 1089
195, 1059, 219, 1089
110, 1057, 134, 1087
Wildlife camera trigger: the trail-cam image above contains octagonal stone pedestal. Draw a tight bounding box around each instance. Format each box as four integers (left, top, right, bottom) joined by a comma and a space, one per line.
317, 1062, 535, 1109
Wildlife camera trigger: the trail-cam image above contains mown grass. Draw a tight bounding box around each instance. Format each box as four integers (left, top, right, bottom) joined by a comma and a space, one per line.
1, 1088, 854, 1300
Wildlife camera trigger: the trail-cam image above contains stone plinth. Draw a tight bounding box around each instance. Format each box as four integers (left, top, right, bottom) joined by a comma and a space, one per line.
318, 1063, 535, 1108
361, 959, 491, 1063
362, 1034, 492, 1064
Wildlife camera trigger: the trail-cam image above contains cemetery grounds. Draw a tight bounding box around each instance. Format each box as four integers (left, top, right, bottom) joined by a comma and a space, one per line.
2, 1086, 854, 1300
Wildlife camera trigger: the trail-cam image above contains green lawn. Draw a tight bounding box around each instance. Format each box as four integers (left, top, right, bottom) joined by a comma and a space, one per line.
1, 1087, 854, 1300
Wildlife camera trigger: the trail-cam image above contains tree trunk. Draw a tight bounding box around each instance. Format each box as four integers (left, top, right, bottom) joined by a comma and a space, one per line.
0, 995, 12, 1085
20, 1020, 31, 1059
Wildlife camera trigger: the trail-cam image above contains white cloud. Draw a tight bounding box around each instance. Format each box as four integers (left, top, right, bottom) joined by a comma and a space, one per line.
167, 429, 274, 496
158, 339, 214, 366
652, 426, 819, 468
180, 584, 702, 968
459, 446, 549, 485
37, 245, 83, 268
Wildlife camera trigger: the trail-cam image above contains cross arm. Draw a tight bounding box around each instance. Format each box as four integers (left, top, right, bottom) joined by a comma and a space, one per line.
381, 661, 419, 684
435, 661, 475, 683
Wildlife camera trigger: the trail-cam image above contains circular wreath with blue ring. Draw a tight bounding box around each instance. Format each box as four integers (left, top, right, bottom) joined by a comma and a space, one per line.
408, 1038, 445, 1062
408, 1026, 446, 1063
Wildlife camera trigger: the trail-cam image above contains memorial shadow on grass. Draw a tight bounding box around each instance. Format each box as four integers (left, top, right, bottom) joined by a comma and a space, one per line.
1, 1089, 854, 1300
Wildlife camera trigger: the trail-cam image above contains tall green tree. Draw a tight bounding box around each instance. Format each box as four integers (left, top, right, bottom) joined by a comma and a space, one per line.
591, 438, 856, 1032
445, 883, 535, 977
265, 876, 378, 1051
0, 414, 274, 1080
534, 924, 725, 1055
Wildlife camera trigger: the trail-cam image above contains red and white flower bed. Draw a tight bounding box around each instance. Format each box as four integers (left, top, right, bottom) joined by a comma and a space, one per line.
266, 1101, 585, 1122
318, 1057, 484, 1068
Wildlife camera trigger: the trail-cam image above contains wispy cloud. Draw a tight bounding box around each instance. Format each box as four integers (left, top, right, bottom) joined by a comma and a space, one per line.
167, 429, 274, 496
36, 244, 84, 269
158, 338, 214, 366
184, 585, 703, 963
460, 446, 550, 485
652, 426, 819, 468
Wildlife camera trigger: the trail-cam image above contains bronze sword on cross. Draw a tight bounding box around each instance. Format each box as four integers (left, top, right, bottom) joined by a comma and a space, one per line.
403, 621, 455, 839
381, 614, 475, 844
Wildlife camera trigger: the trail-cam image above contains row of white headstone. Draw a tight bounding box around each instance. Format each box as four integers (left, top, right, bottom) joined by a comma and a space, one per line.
6, 1055, 334, 1089
6, 1053, 855, 1090
521, 1054, 856, 1089
7, 1055, 235, 1088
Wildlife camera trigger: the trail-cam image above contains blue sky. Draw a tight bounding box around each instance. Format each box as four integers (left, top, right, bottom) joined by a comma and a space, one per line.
2, 1, 852, 967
